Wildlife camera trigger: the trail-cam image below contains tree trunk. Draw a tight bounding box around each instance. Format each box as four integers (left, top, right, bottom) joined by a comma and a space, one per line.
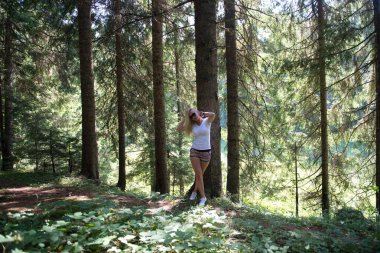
49, 131, 56, 174
149, 114, 156, 192
0, 58, 4, 167
35, 139, 39, 171
2, 15, 14, 171
152, 0, 169, 194
317, 0, 329, 217
225, 0, 240, 202
174, 24, 184, 195
295, 143, 299, 217
194, 0, 221, 198
374, 0, 380, 215
114, 0, 126, 191
77, 0, 99, 180
148, 90, 156, 192
179, 175, 184, 195
68, 143, 73, 174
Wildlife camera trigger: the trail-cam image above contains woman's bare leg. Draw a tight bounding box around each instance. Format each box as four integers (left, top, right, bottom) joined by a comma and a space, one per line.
191, 157, 205, 198
201, 161, 210, 174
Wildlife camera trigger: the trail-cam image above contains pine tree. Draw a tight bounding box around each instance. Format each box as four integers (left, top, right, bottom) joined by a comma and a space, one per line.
373, 0, 380, 215
2, 14, 14, 171
77, 0, 99, 180
225, 0, 240, 202
194, 0, 222, 198
316, 0, 329, 217
114, 0, 126, 191
152, 0, 169, 194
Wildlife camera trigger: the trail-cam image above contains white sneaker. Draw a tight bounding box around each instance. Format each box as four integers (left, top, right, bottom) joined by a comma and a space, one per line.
190, 192, 197, 200
199, 197, 207, 206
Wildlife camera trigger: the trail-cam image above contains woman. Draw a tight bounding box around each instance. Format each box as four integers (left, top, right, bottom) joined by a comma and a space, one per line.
176, 108, 215, 206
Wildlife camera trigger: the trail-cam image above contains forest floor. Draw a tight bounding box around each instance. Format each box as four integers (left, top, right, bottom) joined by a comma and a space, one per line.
0, 171, 176, 214
0, 170, 379, 252
0, 183, 175, 213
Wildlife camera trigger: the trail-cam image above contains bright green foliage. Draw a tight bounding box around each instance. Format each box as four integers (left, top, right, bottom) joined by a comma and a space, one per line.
0, 172, 378, 252
0, 201, 239, 252
0, 196, 378, 252
231, 205, 379, 253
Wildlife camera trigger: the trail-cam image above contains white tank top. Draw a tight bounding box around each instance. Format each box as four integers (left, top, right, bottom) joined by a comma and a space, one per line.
191, 117, 211, 150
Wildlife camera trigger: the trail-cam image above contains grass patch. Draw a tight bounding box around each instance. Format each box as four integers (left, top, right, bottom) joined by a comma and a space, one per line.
0, 170, 59, 188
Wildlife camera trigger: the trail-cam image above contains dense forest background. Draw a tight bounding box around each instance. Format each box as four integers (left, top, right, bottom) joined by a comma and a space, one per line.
0, 0, 379, 219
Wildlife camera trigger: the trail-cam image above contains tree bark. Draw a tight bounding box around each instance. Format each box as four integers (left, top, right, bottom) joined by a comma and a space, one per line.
317, 0, 329, 218
77, 0, 99, 180
373, 0, 380, 215
114, 0, 126, 191
194, 0, 221, 198
0, 54, 4, 169
152, 0, 169, 194
149, 111, 156, 192
225, 0, 240, 202
295, 143, 299, 217
49, 131, 56, 174
2, 15, 14, 171
174, 24, 184, 195
68, 143, 73, 174
35, 139, 39, 171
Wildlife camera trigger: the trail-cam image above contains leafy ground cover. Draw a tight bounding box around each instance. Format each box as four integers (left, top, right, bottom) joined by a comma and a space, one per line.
0, 171, 379, 252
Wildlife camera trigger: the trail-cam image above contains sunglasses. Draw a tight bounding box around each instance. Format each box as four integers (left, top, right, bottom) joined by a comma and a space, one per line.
189, 112, 196, 119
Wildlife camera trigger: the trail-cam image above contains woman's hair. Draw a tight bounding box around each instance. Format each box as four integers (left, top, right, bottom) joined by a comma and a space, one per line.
183, 108, 196, 135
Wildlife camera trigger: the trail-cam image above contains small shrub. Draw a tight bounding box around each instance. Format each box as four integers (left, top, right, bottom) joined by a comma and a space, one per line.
334, 207, 365, 222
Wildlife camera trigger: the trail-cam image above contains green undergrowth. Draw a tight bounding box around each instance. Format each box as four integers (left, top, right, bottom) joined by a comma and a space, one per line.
0, 200, 241, 252
229, 205, 380, 253
1, 198, 379, 252
0, 170, 59, 187
0, 171, 379, 252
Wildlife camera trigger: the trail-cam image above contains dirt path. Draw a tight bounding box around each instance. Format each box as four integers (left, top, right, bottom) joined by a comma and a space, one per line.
0, 185, 177, 213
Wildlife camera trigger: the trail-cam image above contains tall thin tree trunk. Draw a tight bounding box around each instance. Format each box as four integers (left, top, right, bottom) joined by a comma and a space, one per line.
35, 139, 39, 171
373, 0, 380, 214
114, 0, 126, 191
77, 0, 99, 180
225, 0, 240, 202
2, 15, 14, 171
0, 61, 4, 167
194, 0, 221, 198
149, 109, 156, 192
295, 143, 299, 217
148, 85, 155, 192
317, 0, 329, 217
174, 24, 184, 195
179, 175, 184, 195
49, 131, 56, 174
68, 143, 73, 174
152, 0, 169, 194
172, 169, 176, 194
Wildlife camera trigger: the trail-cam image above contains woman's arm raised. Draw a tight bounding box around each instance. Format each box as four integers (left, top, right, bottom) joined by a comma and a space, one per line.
176, 117, 186, 132
202, 111, 216, 123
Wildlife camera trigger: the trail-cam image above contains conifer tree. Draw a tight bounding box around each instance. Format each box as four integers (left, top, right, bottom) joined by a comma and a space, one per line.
114, 0, 126, 191
153, 0, 169, 194
373, 0, 380, 214
225, 0, 240, 202
194, 0, 222, 198
77, 0, 99, 180
2, 13, 14, 171
316, 0, 329, 217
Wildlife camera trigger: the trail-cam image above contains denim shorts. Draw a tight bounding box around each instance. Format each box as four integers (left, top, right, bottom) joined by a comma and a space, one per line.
190, 148, 211, 163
